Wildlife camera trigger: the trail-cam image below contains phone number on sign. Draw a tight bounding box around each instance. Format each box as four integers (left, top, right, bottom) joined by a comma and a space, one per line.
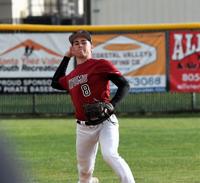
129, 76, 162, 87
182, 73, 200, 82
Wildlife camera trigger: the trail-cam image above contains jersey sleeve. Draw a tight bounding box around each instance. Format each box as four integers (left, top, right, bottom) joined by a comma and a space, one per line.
58, 75, 69, 91
96, 59, 122, 76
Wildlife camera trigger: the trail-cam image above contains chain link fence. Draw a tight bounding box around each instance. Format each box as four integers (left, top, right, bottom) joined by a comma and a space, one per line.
0, 93, 200, 117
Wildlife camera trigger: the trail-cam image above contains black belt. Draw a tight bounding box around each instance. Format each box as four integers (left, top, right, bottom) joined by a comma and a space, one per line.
77, 118, 106, 126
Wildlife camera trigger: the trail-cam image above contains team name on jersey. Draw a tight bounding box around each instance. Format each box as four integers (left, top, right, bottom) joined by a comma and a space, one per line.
68, 74, 88, 89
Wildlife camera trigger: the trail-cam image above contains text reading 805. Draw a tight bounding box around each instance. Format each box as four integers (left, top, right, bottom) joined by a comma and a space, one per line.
182, 73, 200, 82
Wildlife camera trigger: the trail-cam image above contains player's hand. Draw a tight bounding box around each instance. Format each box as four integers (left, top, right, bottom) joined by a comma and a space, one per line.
65, 46, 75, 58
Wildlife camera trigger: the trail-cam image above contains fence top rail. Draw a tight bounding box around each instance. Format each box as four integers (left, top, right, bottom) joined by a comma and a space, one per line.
1, 22, 200, 32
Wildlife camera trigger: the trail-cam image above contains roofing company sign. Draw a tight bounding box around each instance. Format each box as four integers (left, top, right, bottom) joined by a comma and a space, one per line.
0, 33, 70, 93
93, 35, 156, 74
92, 33, 166, 93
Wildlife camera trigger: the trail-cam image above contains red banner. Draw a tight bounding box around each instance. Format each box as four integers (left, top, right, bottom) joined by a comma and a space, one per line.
169, 31, 200, 92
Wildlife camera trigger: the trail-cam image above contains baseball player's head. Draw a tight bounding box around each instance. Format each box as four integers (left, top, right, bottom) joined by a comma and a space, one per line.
69, 30, 92, 45
69, 30, 93, 60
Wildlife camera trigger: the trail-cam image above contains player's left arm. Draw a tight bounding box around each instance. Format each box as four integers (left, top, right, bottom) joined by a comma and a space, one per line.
83, 74, 129, 122
108, 74, 130, 107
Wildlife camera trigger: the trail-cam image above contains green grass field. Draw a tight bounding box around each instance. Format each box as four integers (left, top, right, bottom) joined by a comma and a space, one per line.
0, 117, 200, 183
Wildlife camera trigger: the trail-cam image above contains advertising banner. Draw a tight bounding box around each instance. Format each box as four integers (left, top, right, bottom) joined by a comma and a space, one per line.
0, 33, 73, 93
169, 31, 200, 92
0, 32, 166, 93
92, 32, 167, 93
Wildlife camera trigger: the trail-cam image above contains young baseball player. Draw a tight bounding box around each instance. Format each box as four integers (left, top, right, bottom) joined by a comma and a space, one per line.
51, 30, 135, 183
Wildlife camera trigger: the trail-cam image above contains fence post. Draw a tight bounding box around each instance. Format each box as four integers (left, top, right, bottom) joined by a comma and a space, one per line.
192, 92, 196, 111
32, 94, 36, 114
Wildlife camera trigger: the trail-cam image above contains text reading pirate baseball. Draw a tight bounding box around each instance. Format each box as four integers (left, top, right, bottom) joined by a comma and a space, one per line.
0, 79, 60, 93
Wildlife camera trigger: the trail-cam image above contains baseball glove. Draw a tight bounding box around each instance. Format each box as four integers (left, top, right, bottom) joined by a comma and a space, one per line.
83, 102, 114, 122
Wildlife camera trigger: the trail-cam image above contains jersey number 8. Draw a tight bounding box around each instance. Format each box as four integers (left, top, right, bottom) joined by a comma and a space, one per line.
81, 84, 91, 97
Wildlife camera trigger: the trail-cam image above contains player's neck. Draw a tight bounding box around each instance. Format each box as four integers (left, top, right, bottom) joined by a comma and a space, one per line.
76, 56, 92, 65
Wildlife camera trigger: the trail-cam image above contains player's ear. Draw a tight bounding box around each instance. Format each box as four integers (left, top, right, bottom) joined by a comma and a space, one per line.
91, 45, 94, 54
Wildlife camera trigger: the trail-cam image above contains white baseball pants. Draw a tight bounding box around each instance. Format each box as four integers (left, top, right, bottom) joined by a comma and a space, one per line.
76, 114, 135, 183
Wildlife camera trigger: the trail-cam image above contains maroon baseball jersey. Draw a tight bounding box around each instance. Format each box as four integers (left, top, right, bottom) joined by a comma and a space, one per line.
59, 58, 122, 120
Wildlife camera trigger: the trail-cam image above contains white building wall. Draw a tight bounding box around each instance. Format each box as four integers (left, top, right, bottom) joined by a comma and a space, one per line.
91, 0, 200, 25
0, 0, 12, 23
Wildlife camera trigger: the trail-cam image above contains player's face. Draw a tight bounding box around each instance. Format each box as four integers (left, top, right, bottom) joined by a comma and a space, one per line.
72, 37, 92, 60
